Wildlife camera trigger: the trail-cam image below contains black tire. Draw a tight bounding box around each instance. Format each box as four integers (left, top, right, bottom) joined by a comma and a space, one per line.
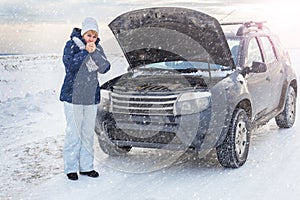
275, 86, 296, 128
216, 109, 251, 168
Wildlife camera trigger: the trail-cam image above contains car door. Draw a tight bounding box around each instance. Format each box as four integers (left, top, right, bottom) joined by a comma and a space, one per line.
243, 37, 273, 119
258, 36, 285, 111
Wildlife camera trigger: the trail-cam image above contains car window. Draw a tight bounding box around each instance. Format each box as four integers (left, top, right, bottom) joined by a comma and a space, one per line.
270, 35, 291, 65
270, 35, 284, 59
260, 36, 277, 63
226, 38, 241, 65
245, 37, 263, 67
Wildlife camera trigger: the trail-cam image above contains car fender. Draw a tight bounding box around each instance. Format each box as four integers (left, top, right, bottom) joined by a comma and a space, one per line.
201, 72, 252, 149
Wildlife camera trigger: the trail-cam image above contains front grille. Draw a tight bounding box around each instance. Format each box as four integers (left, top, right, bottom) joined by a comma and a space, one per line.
111, 92, 178, 116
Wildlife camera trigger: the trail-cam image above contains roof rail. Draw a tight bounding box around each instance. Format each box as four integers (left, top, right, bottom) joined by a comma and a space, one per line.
221, 21, 268, 36
243, 21, 267, 29
221, 22, 244, 26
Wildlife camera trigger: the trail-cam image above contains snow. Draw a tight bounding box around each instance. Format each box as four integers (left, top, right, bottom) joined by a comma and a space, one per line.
1, 0, 300, 195
0, 48, 299, 199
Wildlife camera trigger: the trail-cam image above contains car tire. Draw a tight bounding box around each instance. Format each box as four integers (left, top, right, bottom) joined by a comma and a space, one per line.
216, 109, 251, 168
275, 86, 296, 128
95, 120, 131, 156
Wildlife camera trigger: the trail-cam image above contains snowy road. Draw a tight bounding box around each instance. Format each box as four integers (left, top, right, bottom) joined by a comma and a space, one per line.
0, 49, 299, 200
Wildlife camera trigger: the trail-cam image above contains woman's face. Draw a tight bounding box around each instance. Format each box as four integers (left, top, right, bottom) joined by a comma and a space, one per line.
82, 30, 98, 43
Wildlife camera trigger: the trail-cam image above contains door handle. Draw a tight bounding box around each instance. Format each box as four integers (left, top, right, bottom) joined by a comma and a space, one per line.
266, 76, 271, 81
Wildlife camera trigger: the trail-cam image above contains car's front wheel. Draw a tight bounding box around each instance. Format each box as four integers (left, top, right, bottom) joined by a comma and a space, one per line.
216, 109, 251, 168
275, 86, 296, 128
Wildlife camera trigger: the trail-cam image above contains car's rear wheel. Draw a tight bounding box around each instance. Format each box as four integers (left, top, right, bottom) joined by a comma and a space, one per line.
216, 109, 251, 168
275, 86, 296, 128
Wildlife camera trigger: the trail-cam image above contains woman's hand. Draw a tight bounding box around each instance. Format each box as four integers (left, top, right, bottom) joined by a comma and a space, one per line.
85, 42, 96, 53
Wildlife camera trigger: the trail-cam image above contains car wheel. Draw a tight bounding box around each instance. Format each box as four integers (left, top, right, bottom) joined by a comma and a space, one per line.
96, 122, 131, 156
216, 109, 251, 168
275, 86, 296, 128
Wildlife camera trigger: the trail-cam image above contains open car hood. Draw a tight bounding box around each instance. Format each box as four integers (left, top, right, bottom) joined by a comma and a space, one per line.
109, 7, 235, 69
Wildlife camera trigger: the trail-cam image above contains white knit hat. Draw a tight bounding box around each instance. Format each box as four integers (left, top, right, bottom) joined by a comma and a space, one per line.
81, 17, 99, 36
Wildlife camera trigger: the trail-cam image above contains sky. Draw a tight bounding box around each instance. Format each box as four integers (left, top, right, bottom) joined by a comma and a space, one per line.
0, 0, 300, 54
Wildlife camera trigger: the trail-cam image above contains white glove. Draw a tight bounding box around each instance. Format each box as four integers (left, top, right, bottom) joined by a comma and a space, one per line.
72, 37, 85, 50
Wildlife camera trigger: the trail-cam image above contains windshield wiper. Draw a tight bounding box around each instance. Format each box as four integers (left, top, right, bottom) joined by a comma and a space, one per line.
175, 68, 198, 73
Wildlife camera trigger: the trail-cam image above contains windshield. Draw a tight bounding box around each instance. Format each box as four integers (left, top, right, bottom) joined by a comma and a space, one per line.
227, 37, 241, 65
139, 61, 231, 71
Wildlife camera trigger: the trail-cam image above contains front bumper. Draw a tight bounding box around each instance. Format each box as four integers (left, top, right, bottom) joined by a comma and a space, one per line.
96, 107, 211, 151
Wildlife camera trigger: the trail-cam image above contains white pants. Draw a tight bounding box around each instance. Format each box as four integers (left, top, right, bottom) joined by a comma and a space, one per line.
63, 102, 97, 174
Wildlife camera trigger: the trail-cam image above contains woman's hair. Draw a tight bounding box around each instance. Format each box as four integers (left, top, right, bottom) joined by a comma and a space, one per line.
83, 30, 98, 38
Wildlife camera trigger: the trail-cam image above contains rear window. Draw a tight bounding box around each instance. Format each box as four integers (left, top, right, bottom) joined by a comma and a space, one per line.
260, 36, 277, 63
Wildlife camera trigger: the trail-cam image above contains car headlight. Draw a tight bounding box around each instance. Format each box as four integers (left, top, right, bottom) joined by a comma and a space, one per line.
100, 89, 112, 112
174, 92, 211, 115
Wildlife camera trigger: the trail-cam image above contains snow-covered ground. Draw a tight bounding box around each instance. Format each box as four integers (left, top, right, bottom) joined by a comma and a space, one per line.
0, 49, 299, 200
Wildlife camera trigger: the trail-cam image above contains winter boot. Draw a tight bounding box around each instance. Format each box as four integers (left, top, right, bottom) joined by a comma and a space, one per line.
79, 170, 99, 178
67, 173, 78, 181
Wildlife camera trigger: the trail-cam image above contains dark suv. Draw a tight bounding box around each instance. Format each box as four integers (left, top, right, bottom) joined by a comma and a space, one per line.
95, 7, 297, 168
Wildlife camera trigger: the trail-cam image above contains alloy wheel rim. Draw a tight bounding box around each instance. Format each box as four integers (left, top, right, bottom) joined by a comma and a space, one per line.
235, 120, 248, 159
288, 90, 296, 122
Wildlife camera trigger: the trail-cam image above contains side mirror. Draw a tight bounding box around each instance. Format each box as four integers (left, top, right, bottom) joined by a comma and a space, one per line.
241, 61, 267, 76
251, 61, 267, 73
241, 67, 251, 77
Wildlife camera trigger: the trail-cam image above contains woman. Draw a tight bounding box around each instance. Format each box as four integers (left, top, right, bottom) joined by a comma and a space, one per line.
59, 17, 110, 181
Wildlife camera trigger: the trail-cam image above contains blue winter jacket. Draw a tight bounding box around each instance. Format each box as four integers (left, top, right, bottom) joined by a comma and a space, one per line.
59, 28, 110, 105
